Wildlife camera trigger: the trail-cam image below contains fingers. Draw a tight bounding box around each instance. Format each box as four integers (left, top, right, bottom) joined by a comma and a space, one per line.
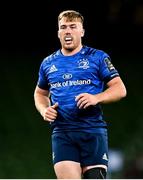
75, 93, 97, 109
44, 108, 57, 122
43, 102, 58, 122
75, 94, 85, 102
51, 102, 59, 109
75, 93, 90, 109
77, 97, 88, 109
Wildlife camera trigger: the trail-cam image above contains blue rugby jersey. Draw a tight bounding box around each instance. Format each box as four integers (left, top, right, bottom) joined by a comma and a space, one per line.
37, 46, 119, 133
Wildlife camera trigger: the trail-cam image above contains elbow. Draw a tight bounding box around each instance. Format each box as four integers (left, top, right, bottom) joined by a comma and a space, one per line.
120, 85, 127, 99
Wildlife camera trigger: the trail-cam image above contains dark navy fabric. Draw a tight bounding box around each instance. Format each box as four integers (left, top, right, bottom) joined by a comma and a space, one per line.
52, 131, 108, 166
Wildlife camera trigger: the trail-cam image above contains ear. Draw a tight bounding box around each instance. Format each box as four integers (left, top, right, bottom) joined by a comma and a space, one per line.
81, 29, 85, 37
57, 30, 60, 38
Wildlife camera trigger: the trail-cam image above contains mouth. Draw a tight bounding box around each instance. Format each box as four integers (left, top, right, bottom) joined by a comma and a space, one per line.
64, 36, 73, 44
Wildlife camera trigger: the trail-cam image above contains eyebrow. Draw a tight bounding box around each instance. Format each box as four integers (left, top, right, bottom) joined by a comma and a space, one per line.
60, 23, 77, 28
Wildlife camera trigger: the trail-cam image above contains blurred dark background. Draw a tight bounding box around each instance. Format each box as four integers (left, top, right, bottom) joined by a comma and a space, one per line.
0, 0, 143, 178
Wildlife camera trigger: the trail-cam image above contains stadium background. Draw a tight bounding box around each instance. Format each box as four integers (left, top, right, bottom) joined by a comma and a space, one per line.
0, 0, 143, 178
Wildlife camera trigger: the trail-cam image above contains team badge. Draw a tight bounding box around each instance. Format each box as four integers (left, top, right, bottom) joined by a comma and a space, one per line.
78, 58, 89, 69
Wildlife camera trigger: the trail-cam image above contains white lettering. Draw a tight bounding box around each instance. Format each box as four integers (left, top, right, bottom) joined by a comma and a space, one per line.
50, 82, 62, 88
50, 79, 91, 89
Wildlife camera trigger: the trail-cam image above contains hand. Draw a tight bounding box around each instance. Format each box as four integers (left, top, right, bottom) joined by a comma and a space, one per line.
75, 93, 99, 109
42, 102, 58, 122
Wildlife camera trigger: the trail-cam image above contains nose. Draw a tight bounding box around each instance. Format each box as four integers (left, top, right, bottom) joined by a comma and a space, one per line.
65, 26, 72, 33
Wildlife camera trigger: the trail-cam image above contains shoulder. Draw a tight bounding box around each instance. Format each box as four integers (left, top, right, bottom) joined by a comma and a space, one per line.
83, 46, 109, 58
38, 50, 59, 72
43, 50, 60, 63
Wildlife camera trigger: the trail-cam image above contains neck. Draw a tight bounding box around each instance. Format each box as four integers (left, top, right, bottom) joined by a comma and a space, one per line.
61, 44, 83, 56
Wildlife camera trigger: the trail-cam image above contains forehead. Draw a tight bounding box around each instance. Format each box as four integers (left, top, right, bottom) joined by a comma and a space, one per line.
59, 17, 82, 26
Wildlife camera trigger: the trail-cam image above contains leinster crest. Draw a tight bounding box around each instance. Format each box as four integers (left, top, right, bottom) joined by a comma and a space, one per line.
78, 58, 89, 69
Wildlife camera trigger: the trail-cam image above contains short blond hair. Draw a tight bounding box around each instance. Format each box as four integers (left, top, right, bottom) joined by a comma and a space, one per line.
58, 10, 84, 25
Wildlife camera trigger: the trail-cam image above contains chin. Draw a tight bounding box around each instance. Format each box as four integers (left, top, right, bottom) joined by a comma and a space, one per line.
64, 45, 75, 51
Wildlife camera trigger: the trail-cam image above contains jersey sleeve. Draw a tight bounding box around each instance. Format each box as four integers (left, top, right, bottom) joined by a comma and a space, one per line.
37, 61, 49, 90
99, 53, 119, 83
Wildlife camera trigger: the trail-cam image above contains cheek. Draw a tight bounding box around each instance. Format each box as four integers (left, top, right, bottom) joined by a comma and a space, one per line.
58, 31, 64, 40
76, 29, 84, 38
58, 31, 60, 38
76, 31, 84, 38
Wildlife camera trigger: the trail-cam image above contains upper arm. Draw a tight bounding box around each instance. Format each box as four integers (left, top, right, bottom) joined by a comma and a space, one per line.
107, 76, 127, 95
34, 85, 50, 97
106, 76, 124, 87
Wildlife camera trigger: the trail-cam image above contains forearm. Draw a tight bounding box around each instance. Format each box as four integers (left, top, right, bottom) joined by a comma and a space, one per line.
34, 94, 50, 116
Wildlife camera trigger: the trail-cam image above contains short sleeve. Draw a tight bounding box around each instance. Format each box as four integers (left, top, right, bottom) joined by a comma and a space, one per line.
99, 53, 119, 83
37, 61, 49, 90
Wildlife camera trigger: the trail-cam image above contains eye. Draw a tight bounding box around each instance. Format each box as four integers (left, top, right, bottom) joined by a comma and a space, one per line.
70, 25, 77, 29
60, 25, 67, 29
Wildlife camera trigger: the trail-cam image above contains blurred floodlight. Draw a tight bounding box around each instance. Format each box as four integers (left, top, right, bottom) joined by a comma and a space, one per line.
108, 149, 124, 172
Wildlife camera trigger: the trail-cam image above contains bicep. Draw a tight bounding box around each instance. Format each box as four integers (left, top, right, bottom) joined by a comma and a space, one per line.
106, 76, 125, 88
34, 86, 50, 97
